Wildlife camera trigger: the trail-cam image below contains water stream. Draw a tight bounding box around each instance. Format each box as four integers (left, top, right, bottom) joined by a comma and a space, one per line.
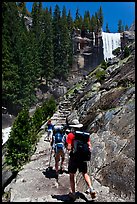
102, 31, 121, 60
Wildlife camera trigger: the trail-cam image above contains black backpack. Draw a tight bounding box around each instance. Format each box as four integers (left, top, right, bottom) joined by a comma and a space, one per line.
73, 131, 91, 161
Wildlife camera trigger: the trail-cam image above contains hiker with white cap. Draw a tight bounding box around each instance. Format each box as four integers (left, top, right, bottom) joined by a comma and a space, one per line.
66, 119, 96, 201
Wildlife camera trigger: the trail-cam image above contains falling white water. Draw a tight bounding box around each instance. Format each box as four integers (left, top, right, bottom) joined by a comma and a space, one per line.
2, 126, 12, 145
102, 32, 121, 61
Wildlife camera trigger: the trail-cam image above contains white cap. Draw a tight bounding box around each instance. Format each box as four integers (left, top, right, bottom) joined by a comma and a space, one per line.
69, 119, 83, 128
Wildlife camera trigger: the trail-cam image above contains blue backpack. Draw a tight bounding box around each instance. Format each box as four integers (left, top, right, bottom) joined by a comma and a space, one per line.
53, 126, 66, 153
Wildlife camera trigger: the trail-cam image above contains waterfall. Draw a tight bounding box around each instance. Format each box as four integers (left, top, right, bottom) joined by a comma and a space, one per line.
2, 127, 11, 145
102, 32, 121, 61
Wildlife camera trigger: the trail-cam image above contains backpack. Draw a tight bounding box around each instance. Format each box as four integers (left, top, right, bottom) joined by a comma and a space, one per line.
73, 131, 91, 161
53, 126, 66, 153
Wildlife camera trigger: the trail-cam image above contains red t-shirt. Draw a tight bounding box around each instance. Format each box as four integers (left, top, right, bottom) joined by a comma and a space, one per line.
66, 132, 75, 147
66, 132, 91, 149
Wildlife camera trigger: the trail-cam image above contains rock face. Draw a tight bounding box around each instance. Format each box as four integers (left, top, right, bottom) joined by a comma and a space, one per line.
2, 32, 135, 202
66, 40, 135, 201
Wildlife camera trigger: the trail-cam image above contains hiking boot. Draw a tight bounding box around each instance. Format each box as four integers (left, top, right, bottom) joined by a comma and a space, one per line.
90, 190, 96, 199
68, 192, 77, 201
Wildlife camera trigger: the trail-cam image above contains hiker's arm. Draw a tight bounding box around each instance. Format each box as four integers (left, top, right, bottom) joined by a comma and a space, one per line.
66, 132, 74, 152
87, 140, 91, 150
67, 143, 72, 151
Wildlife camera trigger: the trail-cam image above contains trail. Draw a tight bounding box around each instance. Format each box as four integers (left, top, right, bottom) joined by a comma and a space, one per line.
4, 99, 126, 202
4, 99, 83, 202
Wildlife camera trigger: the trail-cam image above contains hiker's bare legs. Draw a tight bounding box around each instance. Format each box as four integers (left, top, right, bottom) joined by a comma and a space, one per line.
82, 172, 96, 198
55, 161, 59, 172
70, 173, 75, 193
82, 172, 92, 188
60, 156, 64, 169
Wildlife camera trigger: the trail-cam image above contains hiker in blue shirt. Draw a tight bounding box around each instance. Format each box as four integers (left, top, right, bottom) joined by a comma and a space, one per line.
50, 125, 66, 179
44, 120, 54, 142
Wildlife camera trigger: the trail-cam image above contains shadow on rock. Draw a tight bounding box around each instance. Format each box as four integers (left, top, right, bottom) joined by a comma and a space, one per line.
42, 167, 57, 179
52, 192, 94, 202
78, 192, 94, 202
42, 167, 69, 179
52, 193, 74, 202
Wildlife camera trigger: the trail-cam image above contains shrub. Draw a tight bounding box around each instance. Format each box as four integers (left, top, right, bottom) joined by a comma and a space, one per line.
101, 60, 108, 70
96, 69, 106, 82
124, 46, 130, 58
112, 47, 121, 57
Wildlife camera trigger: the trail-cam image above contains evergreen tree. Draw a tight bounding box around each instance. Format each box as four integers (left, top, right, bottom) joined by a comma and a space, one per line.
106, 23, 110, 32
90, 14, 96, 32
83, 10, 90, 31
2, 2, 23, 111
6, 108, 31, 171
67, 10, 73, 68
125, 24, 129, 31
74, 8, 81, 29
118, 19, 123, 33
59, 6, 70, 79
52, 4, 62, 78
40, 7, 54, 84
97, 6, 103, 29
67, 9, 73, 31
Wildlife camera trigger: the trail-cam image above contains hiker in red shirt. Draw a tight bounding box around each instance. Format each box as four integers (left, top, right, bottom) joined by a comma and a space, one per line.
66, 119, 96, 201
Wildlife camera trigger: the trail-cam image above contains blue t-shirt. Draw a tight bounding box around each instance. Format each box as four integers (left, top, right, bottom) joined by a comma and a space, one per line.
48, 124, 54, 131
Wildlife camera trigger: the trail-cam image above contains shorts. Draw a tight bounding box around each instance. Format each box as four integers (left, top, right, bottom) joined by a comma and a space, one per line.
68, 155, 87, 174
55, 149, 65, 162
47, 130, 53, 139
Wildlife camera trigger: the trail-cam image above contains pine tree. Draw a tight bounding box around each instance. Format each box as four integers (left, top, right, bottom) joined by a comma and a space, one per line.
83, 10, 90, 31
6, 108, 32, 171
2, 2, 23, 111
67, 9, 73, 31
90, 14, 96, 32
40, 7, 54, 84
118, 19, 123, 33
74, 8, 81, 29
125, 24, 129, 31
52, 4, 62, 78
59, 6, 70, 79
67, 10, 74, 69
97, 6, 103, 29
106, 23, 110, 32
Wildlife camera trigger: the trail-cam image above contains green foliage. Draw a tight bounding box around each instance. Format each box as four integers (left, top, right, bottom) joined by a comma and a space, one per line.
118, 19, 124, 33
125, 24, 129, 31
31, 106, 44, 133
124, 46, 130, 58
112, 47, 121, 57
42, 96, 57, 119
40, 8, 54, 84
83, 10, 90, 30
96, 69, 106, 82
101, 60, 107, 70
5, 96, 56, 171
67, 10, 73, 31
106, 23, 110, 33
5, 108, 31, 171
2, 3, 113, 115
97, 6, 103, 28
